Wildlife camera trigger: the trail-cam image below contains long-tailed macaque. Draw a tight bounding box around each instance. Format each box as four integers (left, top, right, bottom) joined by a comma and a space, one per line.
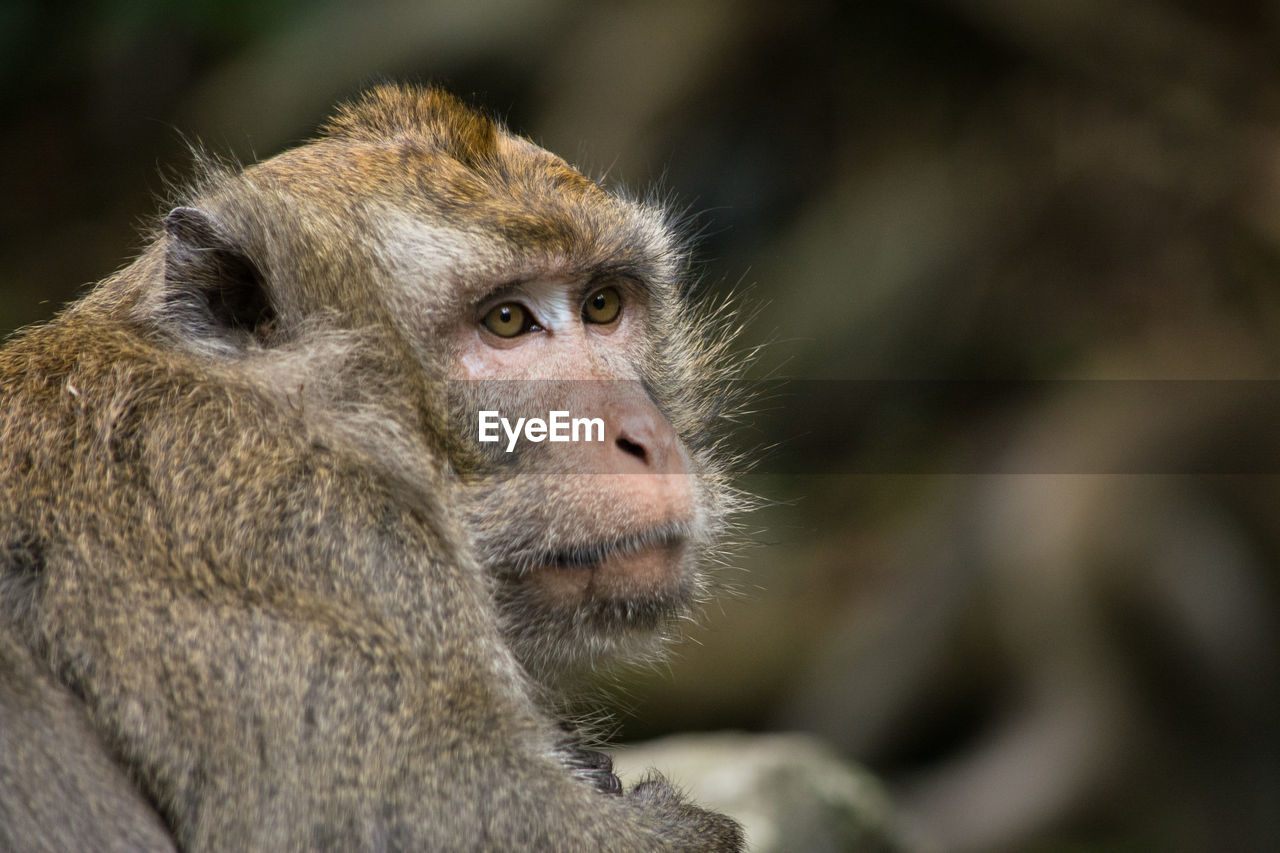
0, 84, 745, 851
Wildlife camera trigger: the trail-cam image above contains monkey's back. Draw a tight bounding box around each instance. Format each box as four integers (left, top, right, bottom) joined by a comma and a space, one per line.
0, 301, 520, 847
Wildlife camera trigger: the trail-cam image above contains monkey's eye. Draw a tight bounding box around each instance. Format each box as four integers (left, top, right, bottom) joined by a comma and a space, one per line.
583, 287, 621, 325
482, 303, 532, 338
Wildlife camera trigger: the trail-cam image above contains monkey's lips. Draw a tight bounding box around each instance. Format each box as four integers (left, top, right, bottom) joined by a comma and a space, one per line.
530, 530, 689, 601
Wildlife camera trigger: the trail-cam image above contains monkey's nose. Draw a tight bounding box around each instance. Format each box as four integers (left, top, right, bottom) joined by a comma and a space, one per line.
610, 407, 686, 475
616, 434, 647, 463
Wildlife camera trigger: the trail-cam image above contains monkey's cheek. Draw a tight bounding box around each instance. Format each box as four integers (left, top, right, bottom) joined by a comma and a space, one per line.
530, 543, 687, 605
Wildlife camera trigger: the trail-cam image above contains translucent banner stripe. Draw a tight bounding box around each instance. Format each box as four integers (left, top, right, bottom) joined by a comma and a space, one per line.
445, 380, 1280, 475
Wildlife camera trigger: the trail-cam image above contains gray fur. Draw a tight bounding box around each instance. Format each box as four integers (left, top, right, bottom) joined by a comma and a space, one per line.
0, 84, 744, 851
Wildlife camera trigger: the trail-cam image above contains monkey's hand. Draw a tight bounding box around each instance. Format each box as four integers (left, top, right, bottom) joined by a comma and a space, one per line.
628, 774, 745, 852
560, 743, 625, 796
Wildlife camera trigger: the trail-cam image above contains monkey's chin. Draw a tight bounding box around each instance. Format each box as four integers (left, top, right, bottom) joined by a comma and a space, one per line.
530, 534, 689, 605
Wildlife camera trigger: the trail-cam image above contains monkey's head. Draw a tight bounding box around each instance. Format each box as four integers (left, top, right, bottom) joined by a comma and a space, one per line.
143, 85, 745, 690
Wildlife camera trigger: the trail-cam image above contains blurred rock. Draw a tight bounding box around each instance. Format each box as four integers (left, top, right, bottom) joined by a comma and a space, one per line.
613, 731, 914, 853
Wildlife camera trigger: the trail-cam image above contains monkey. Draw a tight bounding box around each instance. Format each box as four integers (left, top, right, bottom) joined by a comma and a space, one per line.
0, 84, 745, 851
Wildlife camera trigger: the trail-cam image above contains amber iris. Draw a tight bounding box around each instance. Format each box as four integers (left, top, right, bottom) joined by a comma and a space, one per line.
583, 287, 621, 324
483, 303, 528, 337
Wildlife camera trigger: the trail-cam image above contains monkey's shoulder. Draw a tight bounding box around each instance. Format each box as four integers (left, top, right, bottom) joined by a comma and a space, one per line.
0, 309, 438, 549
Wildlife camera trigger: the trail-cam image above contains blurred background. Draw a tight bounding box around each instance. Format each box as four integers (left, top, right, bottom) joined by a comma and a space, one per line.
4, 1, 1280, 849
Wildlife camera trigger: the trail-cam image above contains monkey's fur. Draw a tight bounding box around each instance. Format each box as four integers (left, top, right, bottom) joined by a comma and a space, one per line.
0, 85, 744, 851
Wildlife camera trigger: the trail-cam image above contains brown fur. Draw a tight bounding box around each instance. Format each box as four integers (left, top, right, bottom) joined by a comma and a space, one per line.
0, 85, 744, 851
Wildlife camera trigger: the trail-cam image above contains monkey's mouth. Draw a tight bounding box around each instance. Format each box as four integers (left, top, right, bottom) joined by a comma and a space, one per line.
527, 527, 689, 600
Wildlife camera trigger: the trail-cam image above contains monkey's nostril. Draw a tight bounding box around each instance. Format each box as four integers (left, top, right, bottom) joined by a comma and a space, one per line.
616, 436, 647, 463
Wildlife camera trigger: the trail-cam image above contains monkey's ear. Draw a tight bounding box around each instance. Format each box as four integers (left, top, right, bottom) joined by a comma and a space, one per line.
163, 206, 276, 343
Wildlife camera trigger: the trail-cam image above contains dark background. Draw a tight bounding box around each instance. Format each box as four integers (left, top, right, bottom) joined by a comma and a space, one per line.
4, 1, 1280, 850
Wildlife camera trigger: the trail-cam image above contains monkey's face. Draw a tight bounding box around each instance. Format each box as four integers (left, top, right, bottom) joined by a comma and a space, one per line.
167, 91, 738, 688
286, 119, 739, 687
442, 273, 720, 687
